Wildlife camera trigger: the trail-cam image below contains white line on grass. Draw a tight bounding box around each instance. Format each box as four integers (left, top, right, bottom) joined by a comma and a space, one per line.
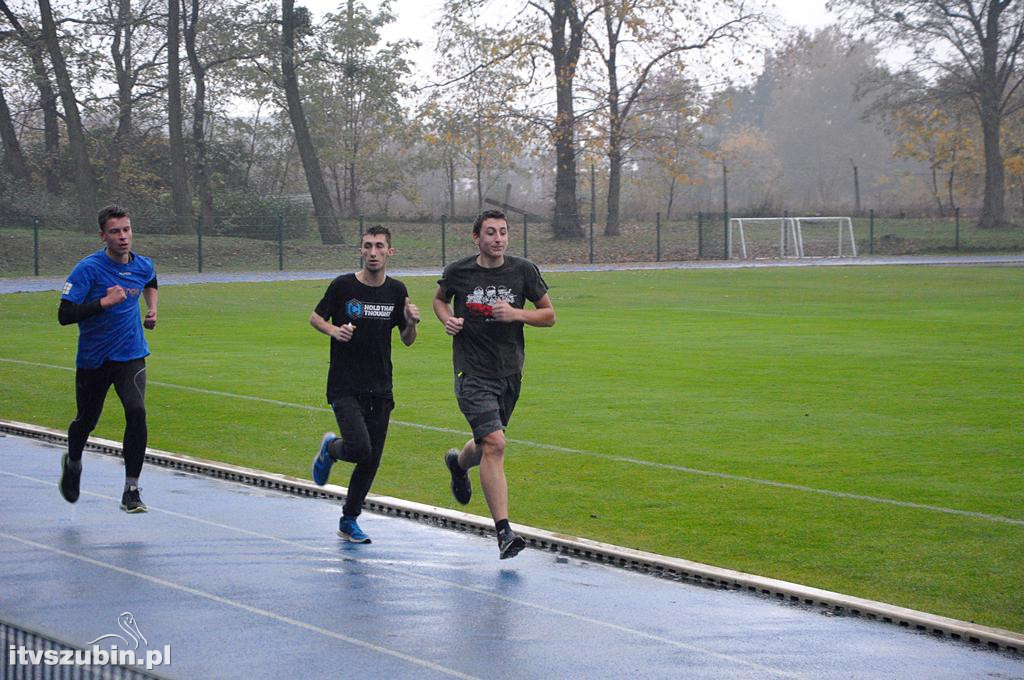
0, 472, 808, 679
2, 356, 1021, 527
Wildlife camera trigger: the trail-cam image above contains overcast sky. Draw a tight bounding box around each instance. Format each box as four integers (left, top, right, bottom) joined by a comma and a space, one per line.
301, 0, 841, 82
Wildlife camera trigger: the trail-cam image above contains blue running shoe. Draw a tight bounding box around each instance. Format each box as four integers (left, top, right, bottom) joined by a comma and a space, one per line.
338, 516, 371, 543
312, 432, 336, 486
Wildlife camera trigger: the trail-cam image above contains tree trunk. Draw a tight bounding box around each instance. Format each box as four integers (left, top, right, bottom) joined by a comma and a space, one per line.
602, 5, 621, 237
978, 107, 1005, 228
184, 0, 215, 232
0, 1, 61, 193
665, 175, 676, 222
606, 144, 622, 236
550, 0, 582, 239
346, 160, 358, 218
447, 156, 456, 217
166, 0, 192, 232
0, 84, 31, 181
281, 0, 342, 243
108, 0, 133, 196
930, 165, 944, 216
38, 0, 96, 225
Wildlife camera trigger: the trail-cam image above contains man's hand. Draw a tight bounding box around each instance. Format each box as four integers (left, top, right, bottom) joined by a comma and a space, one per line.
100, 285, 127, 309
404, 297, 420, 325
443, 316, 464, 336
330, 323, 356, 342
490, 300, 520, 322
143, 309, 157, 329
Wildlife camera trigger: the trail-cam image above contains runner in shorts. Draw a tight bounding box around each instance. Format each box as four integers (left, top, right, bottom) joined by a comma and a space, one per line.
433, 209, 556, 559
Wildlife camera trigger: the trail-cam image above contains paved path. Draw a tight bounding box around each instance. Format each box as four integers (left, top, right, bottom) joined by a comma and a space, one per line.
2, 434, 1022, 679
2, 254, 1022, 294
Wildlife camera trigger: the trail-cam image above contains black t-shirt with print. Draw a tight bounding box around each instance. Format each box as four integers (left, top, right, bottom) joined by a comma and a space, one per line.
314, 273, 409, 400
437, 255, 549, 378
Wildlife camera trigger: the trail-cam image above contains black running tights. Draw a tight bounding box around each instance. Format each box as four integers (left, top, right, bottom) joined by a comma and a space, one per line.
330, 394, 393, 519
68, 358, 147, 479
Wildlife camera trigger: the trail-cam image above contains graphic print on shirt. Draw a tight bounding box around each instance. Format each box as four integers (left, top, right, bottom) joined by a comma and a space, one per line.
346, 298, 395, 321
465, 284, 516, 320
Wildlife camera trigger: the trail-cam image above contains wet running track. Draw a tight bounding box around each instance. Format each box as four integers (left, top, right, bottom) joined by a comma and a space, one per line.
1, 433, 1022, 679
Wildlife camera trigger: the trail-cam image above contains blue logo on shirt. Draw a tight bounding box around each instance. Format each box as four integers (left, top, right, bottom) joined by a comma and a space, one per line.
346, 300, 363, 319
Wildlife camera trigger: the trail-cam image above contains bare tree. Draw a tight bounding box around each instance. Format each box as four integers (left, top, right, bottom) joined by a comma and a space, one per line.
166, 0, 192, 229
0, 82, 31, 180
37, 0, 96, 227
587, 0, 758, 235
833, 0, 1024, 228
1, 0, 62, 193
280, 0, 341, 243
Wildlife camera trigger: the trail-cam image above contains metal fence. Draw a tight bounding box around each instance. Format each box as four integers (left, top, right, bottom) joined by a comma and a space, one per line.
1, 210, 1022, 278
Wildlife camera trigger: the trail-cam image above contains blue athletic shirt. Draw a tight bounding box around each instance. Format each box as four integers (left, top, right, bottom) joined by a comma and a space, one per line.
61, 248, 155, 369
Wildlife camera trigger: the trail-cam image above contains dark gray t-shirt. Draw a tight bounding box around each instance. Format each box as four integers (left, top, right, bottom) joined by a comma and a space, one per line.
437, 255, 549, 378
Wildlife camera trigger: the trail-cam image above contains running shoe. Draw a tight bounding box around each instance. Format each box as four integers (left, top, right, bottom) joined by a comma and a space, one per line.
120, 485, 147, 513
338, 516, 371, 543
312, 432, 337, 486
59, 453, 81, 504
498, 529, 526, 560
445, 449, 472, 505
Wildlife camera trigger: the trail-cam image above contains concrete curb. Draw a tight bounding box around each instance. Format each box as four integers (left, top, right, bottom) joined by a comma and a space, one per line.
4, 418, 1021, 655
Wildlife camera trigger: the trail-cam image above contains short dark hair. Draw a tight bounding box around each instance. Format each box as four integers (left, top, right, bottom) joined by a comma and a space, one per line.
97, 205, 129, 231
472, 209, 507, 236
362, 224, 392, 246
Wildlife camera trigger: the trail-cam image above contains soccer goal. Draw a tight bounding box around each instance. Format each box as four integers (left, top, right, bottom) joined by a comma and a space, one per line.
790, 216, 857, 258
728, 216, 857, 259
727, 217, 802, 259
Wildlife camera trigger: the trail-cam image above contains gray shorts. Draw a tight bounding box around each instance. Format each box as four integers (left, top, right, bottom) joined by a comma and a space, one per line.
455, 373, 522, 442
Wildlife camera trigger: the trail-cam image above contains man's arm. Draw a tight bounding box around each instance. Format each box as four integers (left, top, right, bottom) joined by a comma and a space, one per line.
310, 310, 354, 342
57, 285, 129, 326
143, 285, 158, 329
400, 297, 419, 346
491, 294, 556, 327
433, 286, 464, 336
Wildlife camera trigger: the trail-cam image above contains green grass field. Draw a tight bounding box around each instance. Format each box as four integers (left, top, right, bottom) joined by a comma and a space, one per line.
1, 265, 1021, 632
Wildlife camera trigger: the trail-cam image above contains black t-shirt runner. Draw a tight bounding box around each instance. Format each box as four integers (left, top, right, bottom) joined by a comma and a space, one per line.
437, 255, 549, 379
314, 273, 409, 401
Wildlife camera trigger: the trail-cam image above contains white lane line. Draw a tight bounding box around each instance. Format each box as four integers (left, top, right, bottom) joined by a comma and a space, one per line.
0, 469, 807, 679
2, 356, 1021, 527
0, 529, 481, 680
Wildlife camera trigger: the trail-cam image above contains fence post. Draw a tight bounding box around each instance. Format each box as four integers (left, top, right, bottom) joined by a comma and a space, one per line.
954, 206, 960, 250
656, 211, 661, 262
523, 214, 528, 259
196, 216, 203, 273
33, 217, 40, 276
441, 215, 447, 267
697, 212, 703, 259
278, 216, 284, 271
869, 209, 875, 255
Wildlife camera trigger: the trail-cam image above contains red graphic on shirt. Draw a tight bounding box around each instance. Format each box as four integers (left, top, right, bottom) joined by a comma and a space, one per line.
465, 285, 515, 320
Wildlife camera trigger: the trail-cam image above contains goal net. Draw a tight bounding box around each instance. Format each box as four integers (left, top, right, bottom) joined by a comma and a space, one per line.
728, 216, 857, 259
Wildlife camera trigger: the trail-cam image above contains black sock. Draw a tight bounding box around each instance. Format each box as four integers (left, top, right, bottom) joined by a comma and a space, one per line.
495, 519, 511, 535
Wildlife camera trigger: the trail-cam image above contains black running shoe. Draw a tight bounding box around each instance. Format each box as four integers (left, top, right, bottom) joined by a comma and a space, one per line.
120, 485, 147, 513
445, 449, 472, 505
498, 530, 526, 560
59, 454, 81, 504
